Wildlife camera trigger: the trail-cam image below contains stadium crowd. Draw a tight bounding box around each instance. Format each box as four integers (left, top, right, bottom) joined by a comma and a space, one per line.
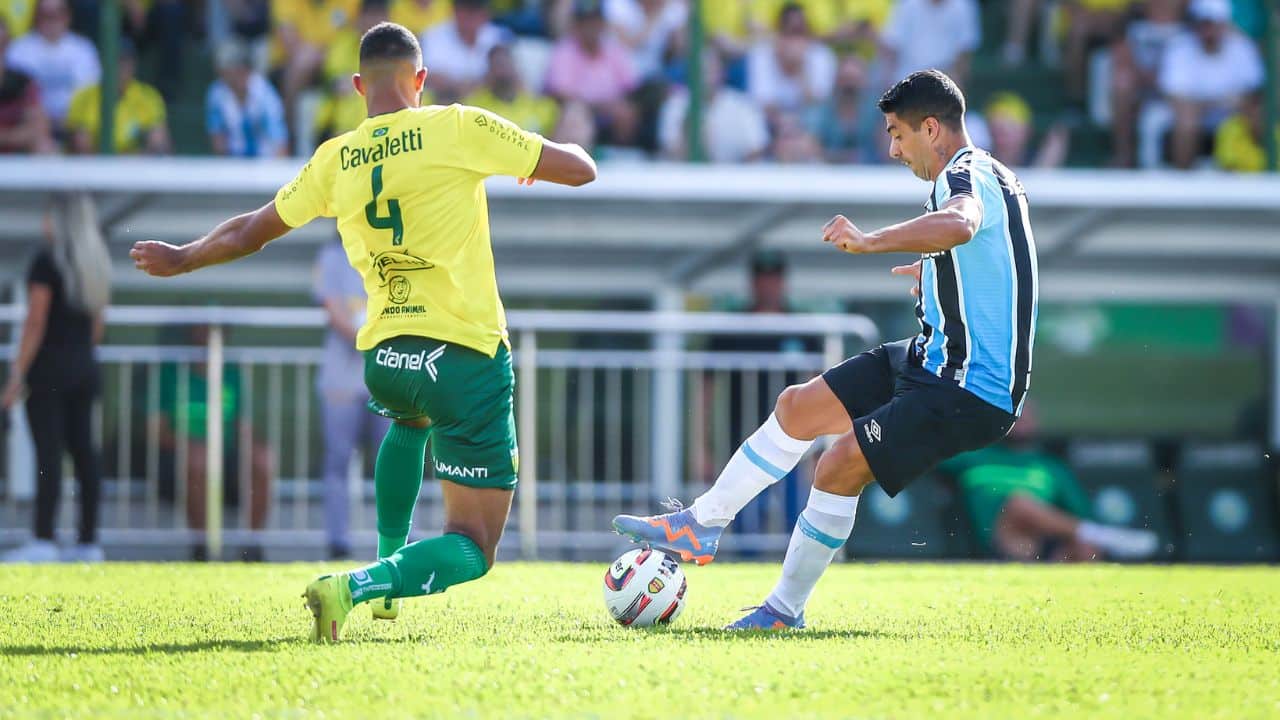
0, 0, 1273, 169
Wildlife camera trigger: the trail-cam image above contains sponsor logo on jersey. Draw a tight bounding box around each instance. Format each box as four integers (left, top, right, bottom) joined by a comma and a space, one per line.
863, 419, 882, 444
434, 460, 490, 480
375, 344, 445, 380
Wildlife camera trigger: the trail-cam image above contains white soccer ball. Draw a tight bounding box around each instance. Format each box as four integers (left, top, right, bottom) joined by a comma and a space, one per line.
602, 548, 688, 627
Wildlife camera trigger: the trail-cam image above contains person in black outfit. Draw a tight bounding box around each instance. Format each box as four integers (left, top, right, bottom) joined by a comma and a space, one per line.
2, 193, 110, 563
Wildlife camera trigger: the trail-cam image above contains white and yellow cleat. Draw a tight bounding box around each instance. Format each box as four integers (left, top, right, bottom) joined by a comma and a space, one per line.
371, 596, 400, 621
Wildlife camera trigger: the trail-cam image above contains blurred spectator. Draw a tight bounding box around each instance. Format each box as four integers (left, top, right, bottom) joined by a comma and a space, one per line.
1142, 0, 1263, 168
1213, 91, 1278, 173
0, 14, 55, 153
1063, 0, 1135, 101
5, 0, 99, 131
553, 98, 597, 147
65, 39, 169, 154
699, 0, 755, 59
658, 47, 766, 162
880, 0, 979, 89
746, 2, 836, 119
272, 0, 360, 134
0, 0, 35, 37
155, 325, 274, 562
946, 415, 1158, 562
804, 53, 868, 163
985, 92, 1070, 168
545, 0, 638, 145
392, 0, 452, 34
605, 0, 686, 82
464, 44, 559, 135
208, 0, 271, 72
1, 194, 110, 564
67, 1, 188, 99
206, 41, 288, 157
1108, 0, 1183, 167
771, 110, 823, 163
314, 0, 392, 144
314, 238, 390, 560
751, 0, 890, 48
421, 0, 511, 103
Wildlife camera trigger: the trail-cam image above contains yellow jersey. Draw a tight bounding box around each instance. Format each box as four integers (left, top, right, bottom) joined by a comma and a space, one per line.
390, 0, 453, 34
65, 80, 167, 154
274, 104, 544, 356
463, 88, 559, 136
1, 0, 35, 37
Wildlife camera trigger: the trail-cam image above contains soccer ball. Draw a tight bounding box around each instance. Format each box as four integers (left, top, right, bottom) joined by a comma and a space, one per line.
602, 548, 688, 627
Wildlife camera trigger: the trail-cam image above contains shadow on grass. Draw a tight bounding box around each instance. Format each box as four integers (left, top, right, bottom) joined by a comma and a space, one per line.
0, 638, 303, 657
555, 627, 905, 642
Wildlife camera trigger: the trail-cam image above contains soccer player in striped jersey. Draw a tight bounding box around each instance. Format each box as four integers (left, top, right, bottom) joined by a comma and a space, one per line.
618, 69, 1053, 629
131, 22, 596, 642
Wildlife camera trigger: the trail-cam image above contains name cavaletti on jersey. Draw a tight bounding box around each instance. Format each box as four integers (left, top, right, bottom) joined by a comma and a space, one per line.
340, 127, 425, 170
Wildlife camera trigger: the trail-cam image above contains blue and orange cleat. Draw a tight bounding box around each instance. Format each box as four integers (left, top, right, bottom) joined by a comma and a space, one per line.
725, 602, 806, 631
611, 500, 722, 566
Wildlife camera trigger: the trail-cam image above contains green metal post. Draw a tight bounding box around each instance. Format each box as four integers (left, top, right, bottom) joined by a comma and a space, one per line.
1265, 1, 1278, 172
98, 0, 120, 155
686, 0, 706, 163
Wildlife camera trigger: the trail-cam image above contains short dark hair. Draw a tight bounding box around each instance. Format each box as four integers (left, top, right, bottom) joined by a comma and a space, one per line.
876, 69, 966, 131
359, 21, 421, 65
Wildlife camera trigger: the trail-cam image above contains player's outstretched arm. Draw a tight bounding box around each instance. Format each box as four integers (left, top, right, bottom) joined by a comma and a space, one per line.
130, 202, 292, 277
523, 141, 597, 187
822, 195, 982, 255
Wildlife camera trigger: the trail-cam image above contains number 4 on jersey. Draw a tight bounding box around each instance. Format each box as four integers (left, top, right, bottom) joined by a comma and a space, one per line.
365, 164, 404, 245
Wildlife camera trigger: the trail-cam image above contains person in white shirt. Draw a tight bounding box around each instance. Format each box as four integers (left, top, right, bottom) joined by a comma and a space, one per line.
1136, 0, 1264, 168
658, 48, 767, 163
605, 0, 686, 82
745, 3, 835, 120
880, 0, 979, 90
421, 0, 510, 102
5, 0, 98, 129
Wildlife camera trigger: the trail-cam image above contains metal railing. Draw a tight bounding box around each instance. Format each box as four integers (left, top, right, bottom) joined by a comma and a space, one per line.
0, 305, 878, 560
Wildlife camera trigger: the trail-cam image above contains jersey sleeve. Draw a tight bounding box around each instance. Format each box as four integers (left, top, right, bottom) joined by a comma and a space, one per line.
940, 159, 985, 227
456, 104, 545, 179
274, 143, 336, 228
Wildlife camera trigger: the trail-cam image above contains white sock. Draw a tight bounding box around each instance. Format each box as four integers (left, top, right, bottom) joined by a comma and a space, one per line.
690, 413, 814, 527
765, 488, 858, 619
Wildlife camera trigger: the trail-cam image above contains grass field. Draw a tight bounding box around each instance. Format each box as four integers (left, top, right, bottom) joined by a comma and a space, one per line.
2, 562, 1278, 719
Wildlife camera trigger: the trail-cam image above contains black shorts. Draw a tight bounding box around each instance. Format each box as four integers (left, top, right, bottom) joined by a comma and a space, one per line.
822, 338, 1017, 498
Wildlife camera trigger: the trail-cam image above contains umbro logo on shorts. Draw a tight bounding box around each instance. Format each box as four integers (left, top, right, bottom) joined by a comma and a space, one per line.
864, 419, 882, 444
375, 344, 446, 381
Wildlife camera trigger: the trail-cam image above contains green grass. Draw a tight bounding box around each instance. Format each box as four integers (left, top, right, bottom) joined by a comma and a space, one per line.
2, 562, 1278, 719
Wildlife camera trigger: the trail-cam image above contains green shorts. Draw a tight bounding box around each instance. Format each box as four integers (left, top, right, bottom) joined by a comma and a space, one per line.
364, 336, 518, 490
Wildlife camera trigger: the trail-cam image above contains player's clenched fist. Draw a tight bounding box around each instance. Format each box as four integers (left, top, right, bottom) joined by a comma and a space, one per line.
821, 214, 871, 253
130, 240, 188, 277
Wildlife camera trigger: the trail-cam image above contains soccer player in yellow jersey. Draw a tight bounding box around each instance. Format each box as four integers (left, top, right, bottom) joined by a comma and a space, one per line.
130, 22, 596, 642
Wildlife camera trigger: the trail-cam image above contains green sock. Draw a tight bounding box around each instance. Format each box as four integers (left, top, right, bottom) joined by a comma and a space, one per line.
346, 533, 489, 604
374, 423, 429, 558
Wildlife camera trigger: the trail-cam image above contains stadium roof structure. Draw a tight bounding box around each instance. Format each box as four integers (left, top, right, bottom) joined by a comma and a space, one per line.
1, 157, 1279, 304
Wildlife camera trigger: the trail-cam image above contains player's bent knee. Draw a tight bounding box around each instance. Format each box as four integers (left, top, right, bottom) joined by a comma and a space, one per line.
445, 523, 497, 571
814, 434, 875, 496
774, 384, 804, 426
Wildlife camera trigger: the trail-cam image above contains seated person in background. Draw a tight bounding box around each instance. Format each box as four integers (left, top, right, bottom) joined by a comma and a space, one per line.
1155, 0, 1263, 169
657, 47, 767, 163
464, 44, 558, 136
206, 40, 288, 158
770, 110, 823, 163
0, 14, 55, 153
272, 0, 360, 131
421, 0, 510, 103
985, 91, 1070, 168
154, 325, 274, 561
804, 53, 868, 164
391, 0, 452, 34
545, 0, 638, 145
5, 0, 99, 133
1062, 0, 1136, 101
605, 0, 686, 83
207, 0, 271, 71
946, 411, 1158, 562
1108, 0, 1183, 167
65, 38, 169, 154
1213, 91, 1278, 173
879, 0, 978, 90
746, 2, 836, 121
552, 98, 597, 148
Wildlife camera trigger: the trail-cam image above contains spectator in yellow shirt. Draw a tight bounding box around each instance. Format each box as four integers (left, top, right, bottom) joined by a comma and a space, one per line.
1214, 92, 1279, 173
65, 39, 169, 154
272, 0, 361, 133
391, 0, 451, 34
0, 0, 35, 37
464, 44, 559, 136
315, 0, 393, 143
